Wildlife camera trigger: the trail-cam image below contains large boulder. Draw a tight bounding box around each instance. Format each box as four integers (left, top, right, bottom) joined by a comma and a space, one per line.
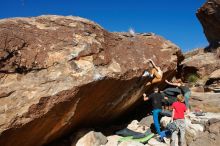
189, 131, 220, 146
188, 116, 220, 146
196, 0, 220, 47
139, 115, 154, 128
210, 69, 220, 79
190, 92, 220, 112
180, 48, 220, 84
0, 15, 181, 146
207, 69, 220, 86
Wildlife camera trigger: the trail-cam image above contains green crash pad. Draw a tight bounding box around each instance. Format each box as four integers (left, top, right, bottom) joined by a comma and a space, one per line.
118, 133, 155, 143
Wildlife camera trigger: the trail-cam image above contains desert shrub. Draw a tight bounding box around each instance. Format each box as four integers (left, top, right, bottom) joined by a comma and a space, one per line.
187, 73, 199, 84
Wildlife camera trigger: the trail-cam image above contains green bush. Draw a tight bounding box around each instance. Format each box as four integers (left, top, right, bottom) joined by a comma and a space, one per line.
187, 73, 199, 84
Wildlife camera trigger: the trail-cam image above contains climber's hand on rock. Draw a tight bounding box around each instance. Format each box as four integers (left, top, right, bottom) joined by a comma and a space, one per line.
148, 59, 153, 62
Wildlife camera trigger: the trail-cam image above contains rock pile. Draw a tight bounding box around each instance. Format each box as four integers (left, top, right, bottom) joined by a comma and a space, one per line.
74, 111, 220, 146
186, 113, 220, 146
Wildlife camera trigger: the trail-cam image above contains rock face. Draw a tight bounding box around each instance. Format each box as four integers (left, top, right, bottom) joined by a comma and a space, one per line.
189, 132, 220, 146
0, 15, 180, 146
180, 48, 220, 84
190, 92, 220, 112
208, 69, 220, 87
196, 0, 220, 47
210, 69, 220, 79
188, 116, 220, 146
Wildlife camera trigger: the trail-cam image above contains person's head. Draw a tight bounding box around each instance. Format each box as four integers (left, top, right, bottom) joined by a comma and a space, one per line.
177, 94, 185, 102
153, 87, 159, 93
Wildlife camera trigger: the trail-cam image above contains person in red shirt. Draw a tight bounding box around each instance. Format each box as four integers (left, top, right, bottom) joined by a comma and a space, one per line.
171, 94, 186, 146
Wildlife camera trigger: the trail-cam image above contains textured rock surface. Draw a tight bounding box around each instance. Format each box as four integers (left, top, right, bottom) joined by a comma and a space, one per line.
188, 116, 220, 146
0, 15, 181, 146
102, 135, 122, 146
75, 131, 107, 146
180, 48, 220, 84
148, 138, 169, 146
185, 117, 205, 143
127, 120, 148, 133
139, 115, 154, 128
190, 92, 220, 112
189, 132, 220, 146
118, 141, 145, 146
196, 0, 220, 47
210, 69, 220, 79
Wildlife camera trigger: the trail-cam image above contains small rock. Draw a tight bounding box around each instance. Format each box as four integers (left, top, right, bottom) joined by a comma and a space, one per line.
185, 117, 205, 143
127, 120, 139, 130
207, 118, 220, 125
127, 120, 146, 133
139, 116, 154, 127
160, 116, 171, 128
76, 131, 107, 146
102, 135, 122, 146
209, 133, 216, 140
209, 69, 220, 79
208, 121, 220, 134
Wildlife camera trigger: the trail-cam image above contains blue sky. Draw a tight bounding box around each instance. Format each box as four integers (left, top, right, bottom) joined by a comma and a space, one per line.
0, 0, 207, 52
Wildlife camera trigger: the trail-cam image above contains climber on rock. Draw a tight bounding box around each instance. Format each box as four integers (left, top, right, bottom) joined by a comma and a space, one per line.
142, 59, 163, 86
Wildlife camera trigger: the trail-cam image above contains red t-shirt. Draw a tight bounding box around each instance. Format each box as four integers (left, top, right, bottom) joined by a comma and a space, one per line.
172, 101, 186, 119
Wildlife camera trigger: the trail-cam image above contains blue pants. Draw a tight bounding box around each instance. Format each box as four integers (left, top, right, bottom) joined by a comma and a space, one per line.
152, 109, 162, 135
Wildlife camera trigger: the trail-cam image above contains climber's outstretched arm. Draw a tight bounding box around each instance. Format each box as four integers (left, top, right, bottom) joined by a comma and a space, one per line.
149, 59, 159, 71
165, 80, 181, 87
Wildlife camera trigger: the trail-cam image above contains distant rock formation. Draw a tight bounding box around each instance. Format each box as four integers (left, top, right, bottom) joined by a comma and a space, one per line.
180, 48, 220, 85
0, 15, 181, 146
196, 0, 220, 48
179, 0, 220, 87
